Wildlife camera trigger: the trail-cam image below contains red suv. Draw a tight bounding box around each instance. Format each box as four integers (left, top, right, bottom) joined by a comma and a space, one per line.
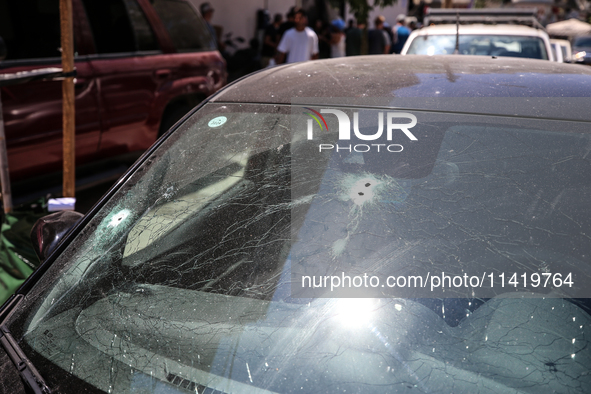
0, 0, 226, 185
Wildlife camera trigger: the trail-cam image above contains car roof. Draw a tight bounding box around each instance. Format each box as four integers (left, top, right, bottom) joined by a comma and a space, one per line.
212, 56, 591, 122
550, 38, 572, 50
550, 38, 571, 45
408, 24, 550, 37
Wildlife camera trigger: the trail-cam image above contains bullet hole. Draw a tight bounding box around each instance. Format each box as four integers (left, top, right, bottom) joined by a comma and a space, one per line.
545, 361, 558, 373
341, 175, 382, 205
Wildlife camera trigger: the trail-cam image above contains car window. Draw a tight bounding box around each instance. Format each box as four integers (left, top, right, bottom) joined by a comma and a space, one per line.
0, 0, 62, 61
122, 0, 159, 51
561, 45, 569, 59
151, 0, 216, 52
551, 43, 560, 61
7, 101, 591, 393
407, 34, 549, 59
81, 0, 158, 54
574, 37, 591, 47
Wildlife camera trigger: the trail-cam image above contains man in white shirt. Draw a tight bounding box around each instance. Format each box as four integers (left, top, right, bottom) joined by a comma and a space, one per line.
276, 9, 319, 64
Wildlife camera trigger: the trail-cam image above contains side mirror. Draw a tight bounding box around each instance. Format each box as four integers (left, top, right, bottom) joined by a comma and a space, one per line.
0, 36, 6, 61
30, 211, 84, 262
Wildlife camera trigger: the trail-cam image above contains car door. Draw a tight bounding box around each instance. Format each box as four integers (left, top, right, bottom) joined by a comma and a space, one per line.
80, 0, 169, 157
0, 0, 101, 182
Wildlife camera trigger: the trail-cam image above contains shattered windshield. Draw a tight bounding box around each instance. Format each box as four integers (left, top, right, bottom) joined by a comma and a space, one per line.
5, 102, 591, 393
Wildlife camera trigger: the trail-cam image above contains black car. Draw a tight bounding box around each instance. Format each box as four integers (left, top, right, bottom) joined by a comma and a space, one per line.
2, 55, 591, 394
573, 35, 591, 65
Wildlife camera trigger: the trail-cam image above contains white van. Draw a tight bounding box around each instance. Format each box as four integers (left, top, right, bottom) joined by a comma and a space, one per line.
401, 9, 554, 61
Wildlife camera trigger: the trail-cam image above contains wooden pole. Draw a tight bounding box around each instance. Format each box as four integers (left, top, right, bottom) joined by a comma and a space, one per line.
60, 0, 75, 197
0, 91, 13, 213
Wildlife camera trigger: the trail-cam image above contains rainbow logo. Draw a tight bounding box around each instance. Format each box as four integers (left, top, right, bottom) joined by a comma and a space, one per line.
304, 107, 328, 132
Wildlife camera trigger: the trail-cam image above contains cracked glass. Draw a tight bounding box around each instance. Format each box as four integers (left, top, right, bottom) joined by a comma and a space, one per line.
3, 101, 591, 393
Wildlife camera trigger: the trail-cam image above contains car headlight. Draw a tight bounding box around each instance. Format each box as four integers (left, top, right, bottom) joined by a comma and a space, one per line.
574, 51, 587, 60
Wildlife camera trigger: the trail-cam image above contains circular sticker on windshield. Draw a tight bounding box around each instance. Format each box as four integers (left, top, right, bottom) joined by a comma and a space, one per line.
208, 116, 227, 128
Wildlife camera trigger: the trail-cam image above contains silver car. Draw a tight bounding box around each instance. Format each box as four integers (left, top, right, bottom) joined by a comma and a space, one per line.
2, 55, 591, 393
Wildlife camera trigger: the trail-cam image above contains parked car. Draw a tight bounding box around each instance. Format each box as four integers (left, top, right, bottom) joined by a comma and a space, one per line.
401, 9, 554, 61
550, 38, 573, 62
0, 0, 226, 186
2, 55, 591, 394
573, 35, 591, 65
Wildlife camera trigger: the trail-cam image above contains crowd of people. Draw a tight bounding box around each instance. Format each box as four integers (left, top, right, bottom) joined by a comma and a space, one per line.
198, 2, 418, 79
261, 7, 418, 64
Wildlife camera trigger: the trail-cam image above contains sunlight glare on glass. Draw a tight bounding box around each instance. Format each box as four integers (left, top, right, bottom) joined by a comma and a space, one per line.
334, 298, 377, 328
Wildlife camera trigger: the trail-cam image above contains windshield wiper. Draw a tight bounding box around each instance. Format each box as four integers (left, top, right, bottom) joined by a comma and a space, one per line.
0, 326, 51, 394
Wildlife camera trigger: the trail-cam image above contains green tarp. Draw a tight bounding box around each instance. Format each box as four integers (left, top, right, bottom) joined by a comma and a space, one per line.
0, 202, 47, 305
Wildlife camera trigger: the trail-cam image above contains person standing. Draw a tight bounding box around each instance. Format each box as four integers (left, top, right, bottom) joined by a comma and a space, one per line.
261, 13, 283, 67
315, 20, 331, 59
391, 14, 411, 54
200, 2, 219, 49
346, 20, 363, 56
275, 9, 319, 64
278, 7, 297, 39
345, 19, 355, 34
329, 19, 346, 58
367, 16, 390, 55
